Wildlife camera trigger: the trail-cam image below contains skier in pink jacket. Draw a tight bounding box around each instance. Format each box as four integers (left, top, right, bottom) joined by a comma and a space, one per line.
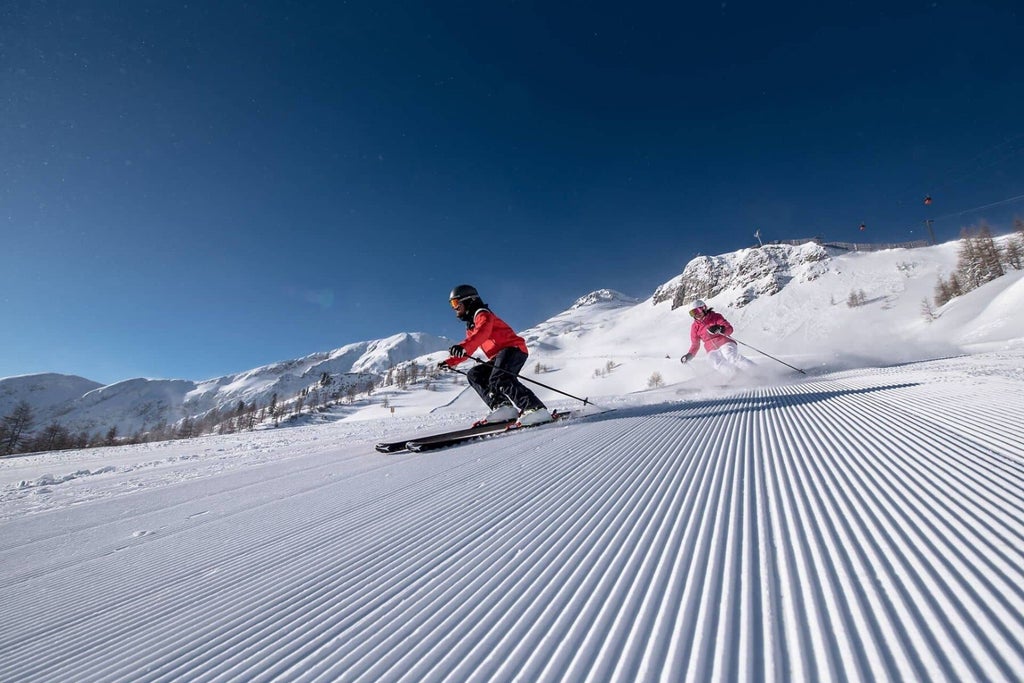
680, 299, 755, 377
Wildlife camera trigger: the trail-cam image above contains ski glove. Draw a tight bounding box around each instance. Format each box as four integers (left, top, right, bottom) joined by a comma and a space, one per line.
680, 353, 694, 364
708, 325, 725, 334
437, 360, 450, 370
449, 344, 467, 358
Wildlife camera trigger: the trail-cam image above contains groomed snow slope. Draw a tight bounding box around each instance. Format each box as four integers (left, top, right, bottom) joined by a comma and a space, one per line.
2, 349, 1023, 681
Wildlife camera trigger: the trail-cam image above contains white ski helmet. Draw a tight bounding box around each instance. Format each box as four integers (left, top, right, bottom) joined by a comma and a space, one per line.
688, 299, 707, 316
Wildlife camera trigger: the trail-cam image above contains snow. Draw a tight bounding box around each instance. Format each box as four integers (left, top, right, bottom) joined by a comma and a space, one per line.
0, 332, 453, 436
2, 240, 1024, 681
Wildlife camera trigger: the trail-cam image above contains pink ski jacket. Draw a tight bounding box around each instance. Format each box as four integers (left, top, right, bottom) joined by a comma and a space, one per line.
687, 310, 735, 356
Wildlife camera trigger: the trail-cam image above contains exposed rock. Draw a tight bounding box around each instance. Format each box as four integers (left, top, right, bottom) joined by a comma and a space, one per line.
654, 242, 832, 310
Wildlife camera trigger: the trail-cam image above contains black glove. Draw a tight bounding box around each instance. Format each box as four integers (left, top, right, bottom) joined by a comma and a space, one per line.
448, 344, 466, 358
437, 360, 450, 370
708, 325, 725, 334
680, 353, 694, 364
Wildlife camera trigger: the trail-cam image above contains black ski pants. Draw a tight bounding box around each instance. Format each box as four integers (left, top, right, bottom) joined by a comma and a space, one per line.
466, 347, 544, 412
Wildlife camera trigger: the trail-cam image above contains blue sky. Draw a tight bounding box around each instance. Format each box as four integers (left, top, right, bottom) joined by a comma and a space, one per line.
2, 1, 1023, 385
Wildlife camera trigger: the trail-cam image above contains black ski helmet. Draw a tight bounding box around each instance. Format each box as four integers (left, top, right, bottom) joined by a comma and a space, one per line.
449, 284, 485, 324
449, 284, 479, 303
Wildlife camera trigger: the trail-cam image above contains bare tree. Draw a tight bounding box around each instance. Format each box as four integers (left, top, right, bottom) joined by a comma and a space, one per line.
1004, 239, 1024, 270
272, 400, 286, 426
177, 417, 197, 439
934, 276, 953, 306
1, 401, 35, 455
33, 421, 71, 452
846, 289, 867, 307
955, 228, 983, 290
956, 224, 1003, 291
1003, 217, 1024, 269
975, 224, 1004, 281
920, 298, 937, 323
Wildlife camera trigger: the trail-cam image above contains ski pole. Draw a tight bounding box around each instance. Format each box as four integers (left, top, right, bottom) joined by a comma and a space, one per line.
456, 356, 595, 406
723, 335, 806, 375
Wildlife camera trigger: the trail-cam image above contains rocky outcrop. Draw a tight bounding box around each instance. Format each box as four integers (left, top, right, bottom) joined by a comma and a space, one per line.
653, 242, 832, 310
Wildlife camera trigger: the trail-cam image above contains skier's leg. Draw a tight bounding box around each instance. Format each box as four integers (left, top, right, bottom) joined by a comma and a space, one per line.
708, 348, 737, 379
490, 348, 544, 411
721, 342, 756, 370
466, 363, 496, 405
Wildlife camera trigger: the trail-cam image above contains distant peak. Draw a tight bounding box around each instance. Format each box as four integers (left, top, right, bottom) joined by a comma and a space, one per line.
570, 289, 639, 309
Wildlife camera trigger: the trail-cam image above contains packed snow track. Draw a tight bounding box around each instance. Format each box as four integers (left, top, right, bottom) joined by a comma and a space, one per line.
1, 354, 1023, 682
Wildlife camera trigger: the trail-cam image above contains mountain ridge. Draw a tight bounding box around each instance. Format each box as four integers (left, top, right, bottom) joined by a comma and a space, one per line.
1, 332, 452, 435
5, 237, 1023, 441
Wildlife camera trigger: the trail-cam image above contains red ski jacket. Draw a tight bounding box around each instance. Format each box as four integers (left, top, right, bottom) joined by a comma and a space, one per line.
687, 310, 735, 356
444, 309, 529, 367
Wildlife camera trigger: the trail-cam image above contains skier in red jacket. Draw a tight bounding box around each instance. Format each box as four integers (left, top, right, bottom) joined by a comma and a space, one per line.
680, 299, 755, 377
440, 284, 552, 426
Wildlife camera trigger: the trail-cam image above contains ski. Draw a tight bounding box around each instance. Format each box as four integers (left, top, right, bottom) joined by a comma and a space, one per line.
406, 410, 571, 452
375, 419, 517, 454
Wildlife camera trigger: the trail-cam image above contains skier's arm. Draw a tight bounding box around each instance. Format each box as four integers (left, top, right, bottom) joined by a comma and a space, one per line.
442, 312, 495, 368
705, 312, 733, 336
460, 310, 495, 356
687, 323, 701, 356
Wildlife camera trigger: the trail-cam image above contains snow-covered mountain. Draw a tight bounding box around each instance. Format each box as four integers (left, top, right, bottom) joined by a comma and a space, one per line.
0, 374, 102, 417
5, 237, 1023, 440
511, 236, 1021, 406
0, 332, 452, 436
569, 288, 640, 309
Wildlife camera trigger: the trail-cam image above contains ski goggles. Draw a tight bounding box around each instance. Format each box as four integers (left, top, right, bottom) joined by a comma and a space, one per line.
689, 308, 706, 318
450, 297, 463, 309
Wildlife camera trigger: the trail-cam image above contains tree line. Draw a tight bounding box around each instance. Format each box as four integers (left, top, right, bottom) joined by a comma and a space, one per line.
934, 220, 1024, 306
0, 397, 287, 456
0, 363, 454, 457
